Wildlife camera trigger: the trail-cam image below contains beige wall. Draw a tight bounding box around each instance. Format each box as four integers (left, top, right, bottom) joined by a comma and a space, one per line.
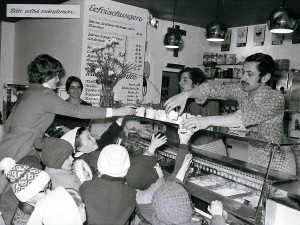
144, 19, 208, 104
209, 24, 300, 69
13, 0, 84, 87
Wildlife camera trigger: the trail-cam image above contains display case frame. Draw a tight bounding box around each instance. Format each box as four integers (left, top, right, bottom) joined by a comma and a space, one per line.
125, 116, 299, 225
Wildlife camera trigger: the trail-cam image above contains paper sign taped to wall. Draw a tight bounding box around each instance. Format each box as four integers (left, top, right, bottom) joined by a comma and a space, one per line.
7, 4, 80, 18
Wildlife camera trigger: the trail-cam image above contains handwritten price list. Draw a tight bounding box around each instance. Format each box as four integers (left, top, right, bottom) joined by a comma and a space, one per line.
81, 0, 147, 106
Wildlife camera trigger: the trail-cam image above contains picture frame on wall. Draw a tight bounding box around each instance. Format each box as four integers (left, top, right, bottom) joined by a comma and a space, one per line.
271, 33, 284, 45
236, 27, 248, 47
253, 25, 265, 46
221, 29, 232, 52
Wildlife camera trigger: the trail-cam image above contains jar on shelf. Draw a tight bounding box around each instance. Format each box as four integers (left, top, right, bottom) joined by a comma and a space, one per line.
226, 54, 237, 65
217, 53, 226, 65
211, 53, 218, 66
203, 52, 209, 66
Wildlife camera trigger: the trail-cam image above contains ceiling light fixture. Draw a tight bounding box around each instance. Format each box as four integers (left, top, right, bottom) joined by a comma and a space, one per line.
206, 0, 227, 42
148, 13, 159, 28
164, 0, 181, 49
267, 0, 298, 33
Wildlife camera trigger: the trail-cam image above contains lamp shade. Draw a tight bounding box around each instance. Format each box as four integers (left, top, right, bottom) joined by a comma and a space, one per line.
164, 29, 181, 48
267, 6, 298, 33
206, 20, 227, 42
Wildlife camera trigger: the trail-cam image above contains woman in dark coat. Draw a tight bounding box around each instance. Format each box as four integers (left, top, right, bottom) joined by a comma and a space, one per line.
0, 54, 135, 193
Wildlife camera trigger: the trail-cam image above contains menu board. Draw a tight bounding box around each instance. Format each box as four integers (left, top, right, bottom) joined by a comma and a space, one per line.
81, 0, 147, 106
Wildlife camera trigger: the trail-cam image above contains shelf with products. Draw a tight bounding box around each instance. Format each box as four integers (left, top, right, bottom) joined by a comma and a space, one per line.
198, 64, 243, 79
199, 63, 243, 67
121, 115, 299, 224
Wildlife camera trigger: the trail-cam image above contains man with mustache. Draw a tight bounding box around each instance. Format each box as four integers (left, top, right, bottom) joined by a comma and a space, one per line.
164, 53, 296, 175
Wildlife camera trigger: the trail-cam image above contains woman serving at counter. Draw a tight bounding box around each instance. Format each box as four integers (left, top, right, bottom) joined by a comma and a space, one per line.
0, 54, 135, 193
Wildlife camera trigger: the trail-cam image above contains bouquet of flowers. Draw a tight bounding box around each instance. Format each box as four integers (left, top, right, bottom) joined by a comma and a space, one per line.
85, 38, 134, 91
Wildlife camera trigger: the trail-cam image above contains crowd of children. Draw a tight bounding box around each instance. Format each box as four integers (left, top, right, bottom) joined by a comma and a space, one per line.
0, 53, 229, 225
0, 121, 227, 225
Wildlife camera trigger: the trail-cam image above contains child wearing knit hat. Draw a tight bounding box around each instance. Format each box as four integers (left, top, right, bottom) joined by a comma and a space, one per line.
0, 157, 51, 225
41, 137, 90, 191
127, 129, 192, 225
125, 133, 167, 224
0, 157, 85, 225
79, 144, 136, 225
0, 155, 44, 225
61, 117, 127, 177
151, 128, 227, 225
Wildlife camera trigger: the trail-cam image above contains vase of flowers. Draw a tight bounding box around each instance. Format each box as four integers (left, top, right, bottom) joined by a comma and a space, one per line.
85, 38, 134, 107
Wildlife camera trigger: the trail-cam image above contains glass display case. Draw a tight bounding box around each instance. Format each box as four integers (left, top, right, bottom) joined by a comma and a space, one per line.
122, 116, 299, 225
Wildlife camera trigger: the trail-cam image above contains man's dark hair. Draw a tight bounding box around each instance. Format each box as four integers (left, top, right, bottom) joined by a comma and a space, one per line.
244, 53, 276, 79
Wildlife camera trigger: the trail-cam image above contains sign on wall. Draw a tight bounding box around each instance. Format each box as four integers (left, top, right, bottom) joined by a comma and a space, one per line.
253, 25, 265, 46
236, 27, 248, 47
81, 0, 148, 106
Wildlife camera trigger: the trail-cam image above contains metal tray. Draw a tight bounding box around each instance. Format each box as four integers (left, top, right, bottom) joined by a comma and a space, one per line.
189, 174, 229, 188
209, 182, 254, 199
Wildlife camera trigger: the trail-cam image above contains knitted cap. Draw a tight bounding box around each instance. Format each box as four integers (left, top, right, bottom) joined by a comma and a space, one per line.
126, 155, 159, 190
18, 155, 43, 170
152, 181, 194, 225
42, 137, 73, 169
97, 144, 130, 177
61, 127, 80, 151
0, 157, 51, 202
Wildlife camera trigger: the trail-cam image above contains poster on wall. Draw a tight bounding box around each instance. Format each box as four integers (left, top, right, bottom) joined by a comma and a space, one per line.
236, 27, 248, 47
271, 33, 284, 45
81, 0, 148, 106
253, 25, 265, 46
221, 29, 231, 52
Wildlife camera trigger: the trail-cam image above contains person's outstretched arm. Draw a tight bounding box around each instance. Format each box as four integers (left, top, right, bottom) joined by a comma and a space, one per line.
144, 133, 167, 156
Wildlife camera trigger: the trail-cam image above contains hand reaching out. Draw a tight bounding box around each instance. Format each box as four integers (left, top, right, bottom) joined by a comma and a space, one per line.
208, 200, 223, 216
147, 133, 167, 155
163, 92, 189, 114
178, 128, 194, 144
112, 105, 136, 117
181, 117, 211, 132
181, 153, 193, 173
175, 153, 193, 182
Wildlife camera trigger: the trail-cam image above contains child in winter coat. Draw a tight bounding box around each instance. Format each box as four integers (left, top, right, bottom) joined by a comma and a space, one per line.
41, 137, 91, 190
127, 128, 227, 225
125, 133, 167, 224
61, 117, 126, 176
79, 144, 136, 225
151, 128, 227, 225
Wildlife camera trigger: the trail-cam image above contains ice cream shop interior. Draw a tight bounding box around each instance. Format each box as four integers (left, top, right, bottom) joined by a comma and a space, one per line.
1, 0, 300, 224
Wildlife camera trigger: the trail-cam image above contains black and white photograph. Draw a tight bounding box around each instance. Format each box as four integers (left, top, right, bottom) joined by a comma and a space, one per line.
0, 0, 300, 225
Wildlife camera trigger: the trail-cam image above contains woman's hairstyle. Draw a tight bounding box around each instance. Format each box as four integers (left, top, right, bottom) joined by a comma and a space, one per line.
178, 67, 206, 85
74, 127, 86, 152
66, 76, 84, 92
244, 53, 276, 78
27, 54, 64, 84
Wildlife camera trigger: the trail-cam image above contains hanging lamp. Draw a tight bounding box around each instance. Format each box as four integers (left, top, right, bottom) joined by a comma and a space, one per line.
267, 0, 298, 33
206, 0, 227, 42
164, 0, 181, 48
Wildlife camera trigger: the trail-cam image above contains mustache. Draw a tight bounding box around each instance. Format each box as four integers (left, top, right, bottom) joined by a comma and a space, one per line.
241, 81, 249, 85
